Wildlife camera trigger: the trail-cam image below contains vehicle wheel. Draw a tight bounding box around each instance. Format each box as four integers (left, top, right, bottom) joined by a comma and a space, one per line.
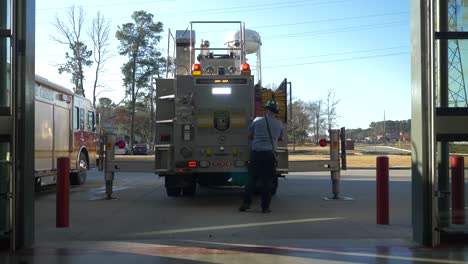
166, 187, 181, 197
71, 152, 87, 185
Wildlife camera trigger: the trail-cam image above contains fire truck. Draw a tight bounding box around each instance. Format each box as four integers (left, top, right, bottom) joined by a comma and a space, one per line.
34, 76, 98, 188
154, 21, 288, 196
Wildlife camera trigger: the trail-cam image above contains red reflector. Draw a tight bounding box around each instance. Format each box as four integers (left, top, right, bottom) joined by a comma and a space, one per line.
319, 138, 328, 147
188, 161, 197, 168
117, 140, 126, 149
241, 63, 250, 70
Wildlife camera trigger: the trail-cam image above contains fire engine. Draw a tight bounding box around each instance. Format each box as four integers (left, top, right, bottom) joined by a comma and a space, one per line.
154, 21, 288, 196
34, 76, 98, 189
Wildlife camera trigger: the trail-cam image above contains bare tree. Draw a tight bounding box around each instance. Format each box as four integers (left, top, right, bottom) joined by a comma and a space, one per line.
325, 88, 341, 131
288, 100, 312, 146
88, 11, 111, 109
52, 5, 92, 96
308, 99, 324, 144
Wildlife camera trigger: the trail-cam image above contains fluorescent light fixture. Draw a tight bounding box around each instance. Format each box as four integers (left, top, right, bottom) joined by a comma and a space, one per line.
212, 87, 231, 95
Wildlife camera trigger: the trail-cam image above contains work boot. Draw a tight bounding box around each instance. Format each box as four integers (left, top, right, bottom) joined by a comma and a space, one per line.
239, 204, 250, 212
262, 208, 271, 213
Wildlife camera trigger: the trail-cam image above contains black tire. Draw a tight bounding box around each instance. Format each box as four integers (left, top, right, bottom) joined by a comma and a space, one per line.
71, 152, 87, 185
166, 187, 181, 197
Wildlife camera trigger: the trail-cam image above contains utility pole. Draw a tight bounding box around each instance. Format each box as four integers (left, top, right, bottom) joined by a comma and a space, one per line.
383, 110, 386, 145
288, 81, 295, 153
150, 75, 155, 144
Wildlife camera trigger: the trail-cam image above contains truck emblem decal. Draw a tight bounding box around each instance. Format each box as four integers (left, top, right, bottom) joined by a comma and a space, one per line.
214, 110, 230, 132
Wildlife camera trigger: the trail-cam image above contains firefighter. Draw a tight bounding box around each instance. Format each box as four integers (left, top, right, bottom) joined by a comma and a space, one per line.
239, 100, 284, 213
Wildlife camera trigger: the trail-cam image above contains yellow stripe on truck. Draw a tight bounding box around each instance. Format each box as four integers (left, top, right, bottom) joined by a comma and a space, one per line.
197, 116, 213, 127
197, 115, 247, 128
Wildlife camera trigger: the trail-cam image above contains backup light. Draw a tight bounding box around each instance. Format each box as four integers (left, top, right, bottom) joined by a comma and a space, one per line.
212, 87, 232, 95
199, 160, 210, 168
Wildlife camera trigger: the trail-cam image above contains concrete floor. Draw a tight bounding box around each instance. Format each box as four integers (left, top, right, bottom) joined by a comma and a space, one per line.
1, 169, 467, 263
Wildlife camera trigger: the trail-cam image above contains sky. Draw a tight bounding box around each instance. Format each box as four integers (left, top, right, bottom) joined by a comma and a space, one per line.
35, 0, 410, 130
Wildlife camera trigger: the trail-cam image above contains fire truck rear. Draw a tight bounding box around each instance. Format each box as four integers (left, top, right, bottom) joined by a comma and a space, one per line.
155, 21, 288, 196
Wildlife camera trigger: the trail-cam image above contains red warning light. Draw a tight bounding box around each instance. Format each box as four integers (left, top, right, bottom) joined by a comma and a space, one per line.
319, 138, 327, 147
192, 63, 201, 71
188, 161, 197, 168
241, 63, 250, 70
117, 140, 126, 149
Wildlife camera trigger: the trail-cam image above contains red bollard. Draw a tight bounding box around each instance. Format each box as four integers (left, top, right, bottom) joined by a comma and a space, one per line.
56, 157, 70, 228
376, 156, 389, 225
451, 156, 465, 225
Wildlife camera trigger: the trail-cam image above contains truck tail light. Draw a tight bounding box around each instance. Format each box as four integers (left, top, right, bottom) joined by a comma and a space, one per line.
188, 160, 197, 168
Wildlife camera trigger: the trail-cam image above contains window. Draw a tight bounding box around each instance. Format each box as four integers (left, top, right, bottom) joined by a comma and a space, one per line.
79, 108, 85, 130
87, 111, 95, 131
74, 106, 79, 130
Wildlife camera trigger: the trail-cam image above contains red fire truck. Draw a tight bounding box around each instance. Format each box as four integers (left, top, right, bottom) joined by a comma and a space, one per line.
34, 76, 98, 188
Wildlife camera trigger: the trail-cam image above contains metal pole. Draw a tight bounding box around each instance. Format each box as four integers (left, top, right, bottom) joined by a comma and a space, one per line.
104, 133, 116, 200
150, 76, 155, 144
12, 0, 36, 250
437, 0, 450, 229
166, 29, 170, 78
288, 81, 295, 153
330, 129, 340, 198
324, 129, 353, 201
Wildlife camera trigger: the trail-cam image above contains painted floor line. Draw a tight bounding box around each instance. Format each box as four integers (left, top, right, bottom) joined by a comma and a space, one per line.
133, 217, 343, 236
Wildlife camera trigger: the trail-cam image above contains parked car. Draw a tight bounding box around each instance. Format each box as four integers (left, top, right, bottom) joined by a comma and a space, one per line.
132, 143, 150, 155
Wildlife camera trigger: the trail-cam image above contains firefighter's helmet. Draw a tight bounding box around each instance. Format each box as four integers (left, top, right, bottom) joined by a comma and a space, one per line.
265, 100, 280, 114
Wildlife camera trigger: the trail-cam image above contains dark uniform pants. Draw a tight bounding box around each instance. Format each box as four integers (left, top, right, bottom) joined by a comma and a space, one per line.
243, 150, 276, 210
